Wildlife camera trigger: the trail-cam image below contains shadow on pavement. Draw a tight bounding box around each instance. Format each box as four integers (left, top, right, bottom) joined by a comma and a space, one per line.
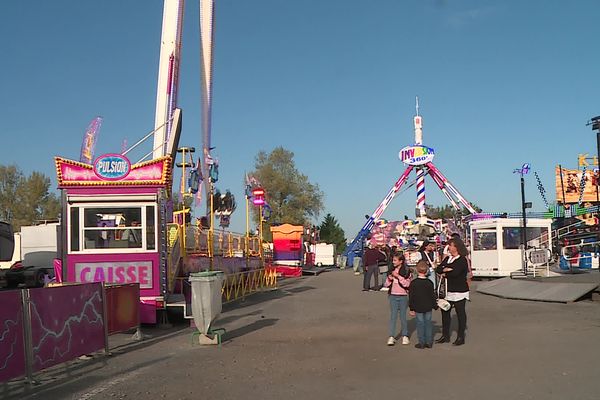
224, 318, 279, 342
5, 355, 172, 400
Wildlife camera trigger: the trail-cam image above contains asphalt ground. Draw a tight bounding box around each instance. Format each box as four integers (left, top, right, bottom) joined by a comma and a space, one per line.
6, 269, 600, 400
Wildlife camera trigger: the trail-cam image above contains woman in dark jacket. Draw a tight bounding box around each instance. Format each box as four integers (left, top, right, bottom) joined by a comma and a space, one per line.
435, 237, 469, 346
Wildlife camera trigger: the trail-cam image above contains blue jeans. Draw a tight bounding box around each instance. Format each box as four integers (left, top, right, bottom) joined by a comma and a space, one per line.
389, 295, 408, 337
415, 311, 433, 345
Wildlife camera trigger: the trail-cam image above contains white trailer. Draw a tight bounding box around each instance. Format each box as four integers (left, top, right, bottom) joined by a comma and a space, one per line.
311, 243, 336, 266
469, 218, 552, 277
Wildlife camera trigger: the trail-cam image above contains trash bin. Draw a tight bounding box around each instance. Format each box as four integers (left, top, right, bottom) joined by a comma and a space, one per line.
189, 271, 224, 334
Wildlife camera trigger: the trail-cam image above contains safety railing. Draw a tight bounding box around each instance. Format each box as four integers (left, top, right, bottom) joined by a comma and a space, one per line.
183, 225, 262, 258
553, 220, 585, 241
221, 267, 278, 303
560, 240, 600, 272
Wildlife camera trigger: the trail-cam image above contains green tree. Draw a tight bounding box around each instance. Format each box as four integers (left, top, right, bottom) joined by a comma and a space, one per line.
319, 213, 346, 255
248, 147, 324, 227
424, 203, 482, 220
0, 164, 60, 230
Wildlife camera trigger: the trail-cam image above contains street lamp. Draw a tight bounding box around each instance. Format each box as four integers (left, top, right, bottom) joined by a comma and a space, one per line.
252, 188, 266, 259
513, 163, 531, 276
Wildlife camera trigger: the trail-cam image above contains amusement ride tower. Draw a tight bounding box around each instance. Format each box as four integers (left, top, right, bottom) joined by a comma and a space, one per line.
344, 99, 476, 257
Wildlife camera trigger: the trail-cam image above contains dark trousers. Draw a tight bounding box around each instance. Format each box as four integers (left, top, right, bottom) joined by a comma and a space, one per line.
441, 299, 467, 338
363, 264, 379, 290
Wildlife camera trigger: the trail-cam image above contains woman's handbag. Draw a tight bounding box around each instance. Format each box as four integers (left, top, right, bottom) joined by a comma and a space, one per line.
436, 277, 451, 311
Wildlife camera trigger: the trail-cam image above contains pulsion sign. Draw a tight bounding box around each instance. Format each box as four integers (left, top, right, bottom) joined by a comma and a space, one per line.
93, 154, 131, 180
75, 262, 153, 289
399, 145, 435, 166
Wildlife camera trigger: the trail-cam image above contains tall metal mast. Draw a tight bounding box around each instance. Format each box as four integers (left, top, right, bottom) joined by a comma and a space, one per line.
199, 0, 215, 204
153, 0, 185, 160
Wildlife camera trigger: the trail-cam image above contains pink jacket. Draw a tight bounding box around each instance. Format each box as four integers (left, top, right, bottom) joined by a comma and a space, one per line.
384, 268, 411, 296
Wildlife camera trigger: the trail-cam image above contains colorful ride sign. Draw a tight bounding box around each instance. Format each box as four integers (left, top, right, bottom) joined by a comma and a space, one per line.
93, 154, 131, 180
399, 145, 435, 166
55, 155, 172, 187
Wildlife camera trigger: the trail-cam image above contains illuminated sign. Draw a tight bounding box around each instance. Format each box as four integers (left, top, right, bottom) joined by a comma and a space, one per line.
399, 145, 435, 166
252, 188, 265, 205
55, 156, 172, 187
578, 153, 599, 168
75, 262, 153, 289
93, 154, 131, 180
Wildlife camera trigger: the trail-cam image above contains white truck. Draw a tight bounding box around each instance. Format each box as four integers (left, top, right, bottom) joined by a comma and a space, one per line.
0, 221, 59, 288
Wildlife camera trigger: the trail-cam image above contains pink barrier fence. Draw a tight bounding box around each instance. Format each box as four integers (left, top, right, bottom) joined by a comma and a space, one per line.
0, 291, 26, 383
105, 283, 140, 335
29, 283, 106, 372
0, 282, 143, 385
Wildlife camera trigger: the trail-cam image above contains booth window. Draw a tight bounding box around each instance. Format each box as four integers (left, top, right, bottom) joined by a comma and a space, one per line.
70, 207, 80, 251
146, 206, 155, 250
502, 227, 548, 250
473, 230, 497, 251
81, 206, 144, 250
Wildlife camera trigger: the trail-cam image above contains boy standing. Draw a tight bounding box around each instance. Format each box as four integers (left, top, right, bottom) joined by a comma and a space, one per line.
409, 260, 437, 349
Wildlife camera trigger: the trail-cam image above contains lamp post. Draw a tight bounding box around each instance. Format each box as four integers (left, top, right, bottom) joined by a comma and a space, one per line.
251, 188, 266, 260
176, 147, 195, 252
514, 163, 530, 276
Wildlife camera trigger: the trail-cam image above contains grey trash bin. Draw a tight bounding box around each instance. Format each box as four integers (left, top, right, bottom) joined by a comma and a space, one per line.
189, 271, 224, 334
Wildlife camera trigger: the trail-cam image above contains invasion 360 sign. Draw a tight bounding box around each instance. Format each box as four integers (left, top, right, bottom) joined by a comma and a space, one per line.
399, 145, 435, 166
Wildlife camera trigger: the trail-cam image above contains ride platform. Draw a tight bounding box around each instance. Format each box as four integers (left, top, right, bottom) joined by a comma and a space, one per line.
476, 272, 599, 303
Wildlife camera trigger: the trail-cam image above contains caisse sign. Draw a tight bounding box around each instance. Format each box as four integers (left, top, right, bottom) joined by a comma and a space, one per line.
93, 154, 131, 180
399, 145, 435, 166
75, 262, 153, 289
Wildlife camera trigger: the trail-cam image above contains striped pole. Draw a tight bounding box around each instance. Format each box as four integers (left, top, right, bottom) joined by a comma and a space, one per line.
416, 167, 426, 216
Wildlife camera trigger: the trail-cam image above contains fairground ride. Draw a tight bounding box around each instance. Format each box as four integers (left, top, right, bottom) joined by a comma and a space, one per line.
344, 99, 477, 260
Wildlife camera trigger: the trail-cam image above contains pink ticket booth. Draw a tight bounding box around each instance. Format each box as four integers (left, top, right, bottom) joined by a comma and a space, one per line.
55, 154, 172, 324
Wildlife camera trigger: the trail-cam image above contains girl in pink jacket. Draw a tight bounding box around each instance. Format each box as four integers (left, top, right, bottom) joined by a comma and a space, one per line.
383, 253, 412, 346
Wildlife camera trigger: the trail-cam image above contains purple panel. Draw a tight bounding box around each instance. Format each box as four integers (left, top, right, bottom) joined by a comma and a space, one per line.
0, 291, 26, 383
29, 283, 105, 372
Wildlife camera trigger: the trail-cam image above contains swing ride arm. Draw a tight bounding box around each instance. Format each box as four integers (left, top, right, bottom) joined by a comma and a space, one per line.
343, 165, 414, 257
426, 162, 477, 214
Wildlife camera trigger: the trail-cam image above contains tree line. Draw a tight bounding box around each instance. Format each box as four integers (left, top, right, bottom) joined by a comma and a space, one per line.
0, 164, 60, 231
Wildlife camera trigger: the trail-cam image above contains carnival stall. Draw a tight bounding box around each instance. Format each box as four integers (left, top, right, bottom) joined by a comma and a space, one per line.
55, 154, 172, 324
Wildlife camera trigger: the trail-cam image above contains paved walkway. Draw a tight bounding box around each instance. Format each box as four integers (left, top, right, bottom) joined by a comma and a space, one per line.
15, 270, 600, 400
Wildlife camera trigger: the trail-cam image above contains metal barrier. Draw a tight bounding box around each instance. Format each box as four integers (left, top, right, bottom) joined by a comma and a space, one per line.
105, 283, 141, 335
183, 225, 262, 258
561, 240, 600, 271
0, 282, 140, 385
221, 267, 278, 303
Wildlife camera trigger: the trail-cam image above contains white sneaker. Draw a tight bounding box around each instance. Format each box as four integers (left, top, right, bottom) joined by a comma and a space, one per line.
401, 336, 410, 345
354, 272, 360, 276
379, 286, 389, 292
387, 337, 396, 346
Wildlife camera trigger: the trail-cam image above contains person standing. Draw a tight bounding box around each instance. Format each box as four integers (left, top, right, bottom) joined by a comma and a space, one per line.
409, 260, 437, 349
383, 253, 412, 346
435, 237, 470, 346
362, 243, 386, 291
419, 240, 438, 288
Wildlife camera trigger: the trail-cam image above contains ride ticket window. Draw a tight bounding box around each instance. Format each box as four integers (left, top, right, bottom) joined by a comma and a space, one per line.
68, 204, 158, 253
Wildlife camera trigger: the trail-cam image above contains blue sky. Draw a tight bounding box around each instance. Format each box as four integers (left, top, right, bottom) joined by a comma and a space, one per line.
1, 0, 599, 238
